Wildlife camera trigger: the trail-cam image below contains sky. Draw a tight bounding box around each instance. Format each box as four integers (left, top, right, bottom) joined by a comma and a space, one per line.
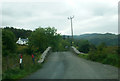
0, 0, 119, 35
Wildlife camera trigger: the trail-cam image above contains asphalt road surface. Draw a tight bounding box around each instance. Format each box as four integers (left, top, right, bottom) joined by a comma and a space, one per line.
24, 52, 118, 79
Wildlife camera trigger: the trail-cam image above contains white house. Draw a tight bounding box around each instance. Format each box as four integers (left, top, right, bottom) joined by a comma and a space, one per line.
16, 37, 28, 45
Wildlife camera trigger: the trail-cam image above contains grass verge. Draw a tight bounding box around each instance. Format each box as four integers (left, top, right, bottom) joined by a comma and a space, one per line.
2, 53, 42, 80
2, 64, 42, 80
78, 53, 120, 68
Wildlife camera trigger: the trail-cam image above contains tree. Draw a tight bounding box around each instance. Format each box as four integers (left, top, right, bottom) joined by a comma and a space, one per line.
74, 39, 90, 53
2, 29, 16, 56
2, 29, 17, 69
28, 27, 61, 53
29, 28, 46, 53
4, 27, 32, 40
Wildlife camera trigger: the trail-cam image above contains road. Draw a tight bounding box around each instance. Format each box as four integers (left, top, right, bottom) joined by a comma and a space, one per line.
24, 51, 118, 79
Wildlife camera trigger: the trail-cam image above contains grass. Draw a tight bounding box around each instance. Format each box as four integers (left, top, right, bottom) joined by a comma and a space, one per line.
3, 64, 42, 80
101, 53, 119, 67
78, 54, 88, 59
78, 53, 120, 68
78, 46, 120, 67
2, 54, 42, 80
2, 45, 43, 80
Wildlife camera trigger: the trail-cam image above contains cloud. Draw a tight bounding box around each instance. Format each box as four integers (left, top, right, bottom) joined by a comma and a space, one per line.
1, 0, 119, 35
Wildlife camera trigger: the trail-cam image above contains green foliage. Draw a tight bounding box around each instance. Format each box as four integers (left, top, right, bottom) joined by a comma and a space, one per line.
3, 64, 42, 79
2, 29, 17, 56
57, 39, 71, 51
78, 54, 88, 59
73, 33, 118, 46
77, 41, 119, 67
102, 54, 119, 66
29, 27, 46, 53
2, 52, 42, 79
2, 29, 17, 70
117, 46, 120, 55
74, 39, 90, 53
87, 43, 119, 67
0, 28, 2, 54
89, 43, 97, 52
2, 27, 71, 80
88, 52, 119, 67
97, 42, 106, 51
16, 45, 29, 54
29, 27, 70, 53
4, 27, 32, 40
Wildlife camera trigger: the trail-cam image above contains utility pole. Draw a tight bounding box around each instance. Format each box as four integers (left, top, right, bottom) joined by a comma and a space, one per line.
68, 16, 74, 46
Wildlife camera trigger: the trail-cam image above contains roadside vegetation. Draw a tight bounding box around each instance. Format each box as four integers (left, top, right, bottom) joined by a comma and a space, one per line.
88, 45, 119, 67
2, 53, 42, 79
2, 27, 119, 80
2, 27, 70, 80
2, 28, 39, 79
73, 40, 120, 68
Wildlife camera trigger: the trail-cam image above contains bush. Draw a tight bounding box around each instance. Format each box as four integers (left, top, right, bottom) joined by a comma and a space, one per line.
16, 45, 28, 54
2, 52, 42, 79
3, 64, 42, 79
2, 29, 17, 56
102, 54, 119, 67
74, 39, 90, 53
87, 45, 119, 67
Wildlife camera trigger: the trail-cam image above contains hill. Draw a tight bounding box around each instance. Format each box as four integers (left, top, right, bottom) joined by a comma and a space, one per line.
65, 33, 118, 46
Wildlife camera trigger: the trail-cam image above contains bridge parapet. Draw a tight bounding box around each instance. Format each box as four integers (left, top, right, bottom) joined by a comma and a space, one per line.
38, 47, 51, 63
71, 46, 84, 55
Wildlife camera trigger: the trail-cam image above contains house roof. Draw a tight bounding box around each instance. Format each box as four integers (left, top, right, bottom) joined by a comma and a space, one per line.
21, 38, 28, 42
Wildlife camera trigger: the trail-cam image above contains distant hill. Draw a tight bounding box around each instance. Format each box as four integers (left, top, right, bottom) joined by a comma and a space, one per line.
65, 33, 118, 46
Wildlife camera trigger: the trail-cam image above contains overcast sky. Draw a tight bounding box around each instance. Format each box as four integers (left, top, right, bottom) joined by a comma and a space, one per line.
0, 0, 119, 35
